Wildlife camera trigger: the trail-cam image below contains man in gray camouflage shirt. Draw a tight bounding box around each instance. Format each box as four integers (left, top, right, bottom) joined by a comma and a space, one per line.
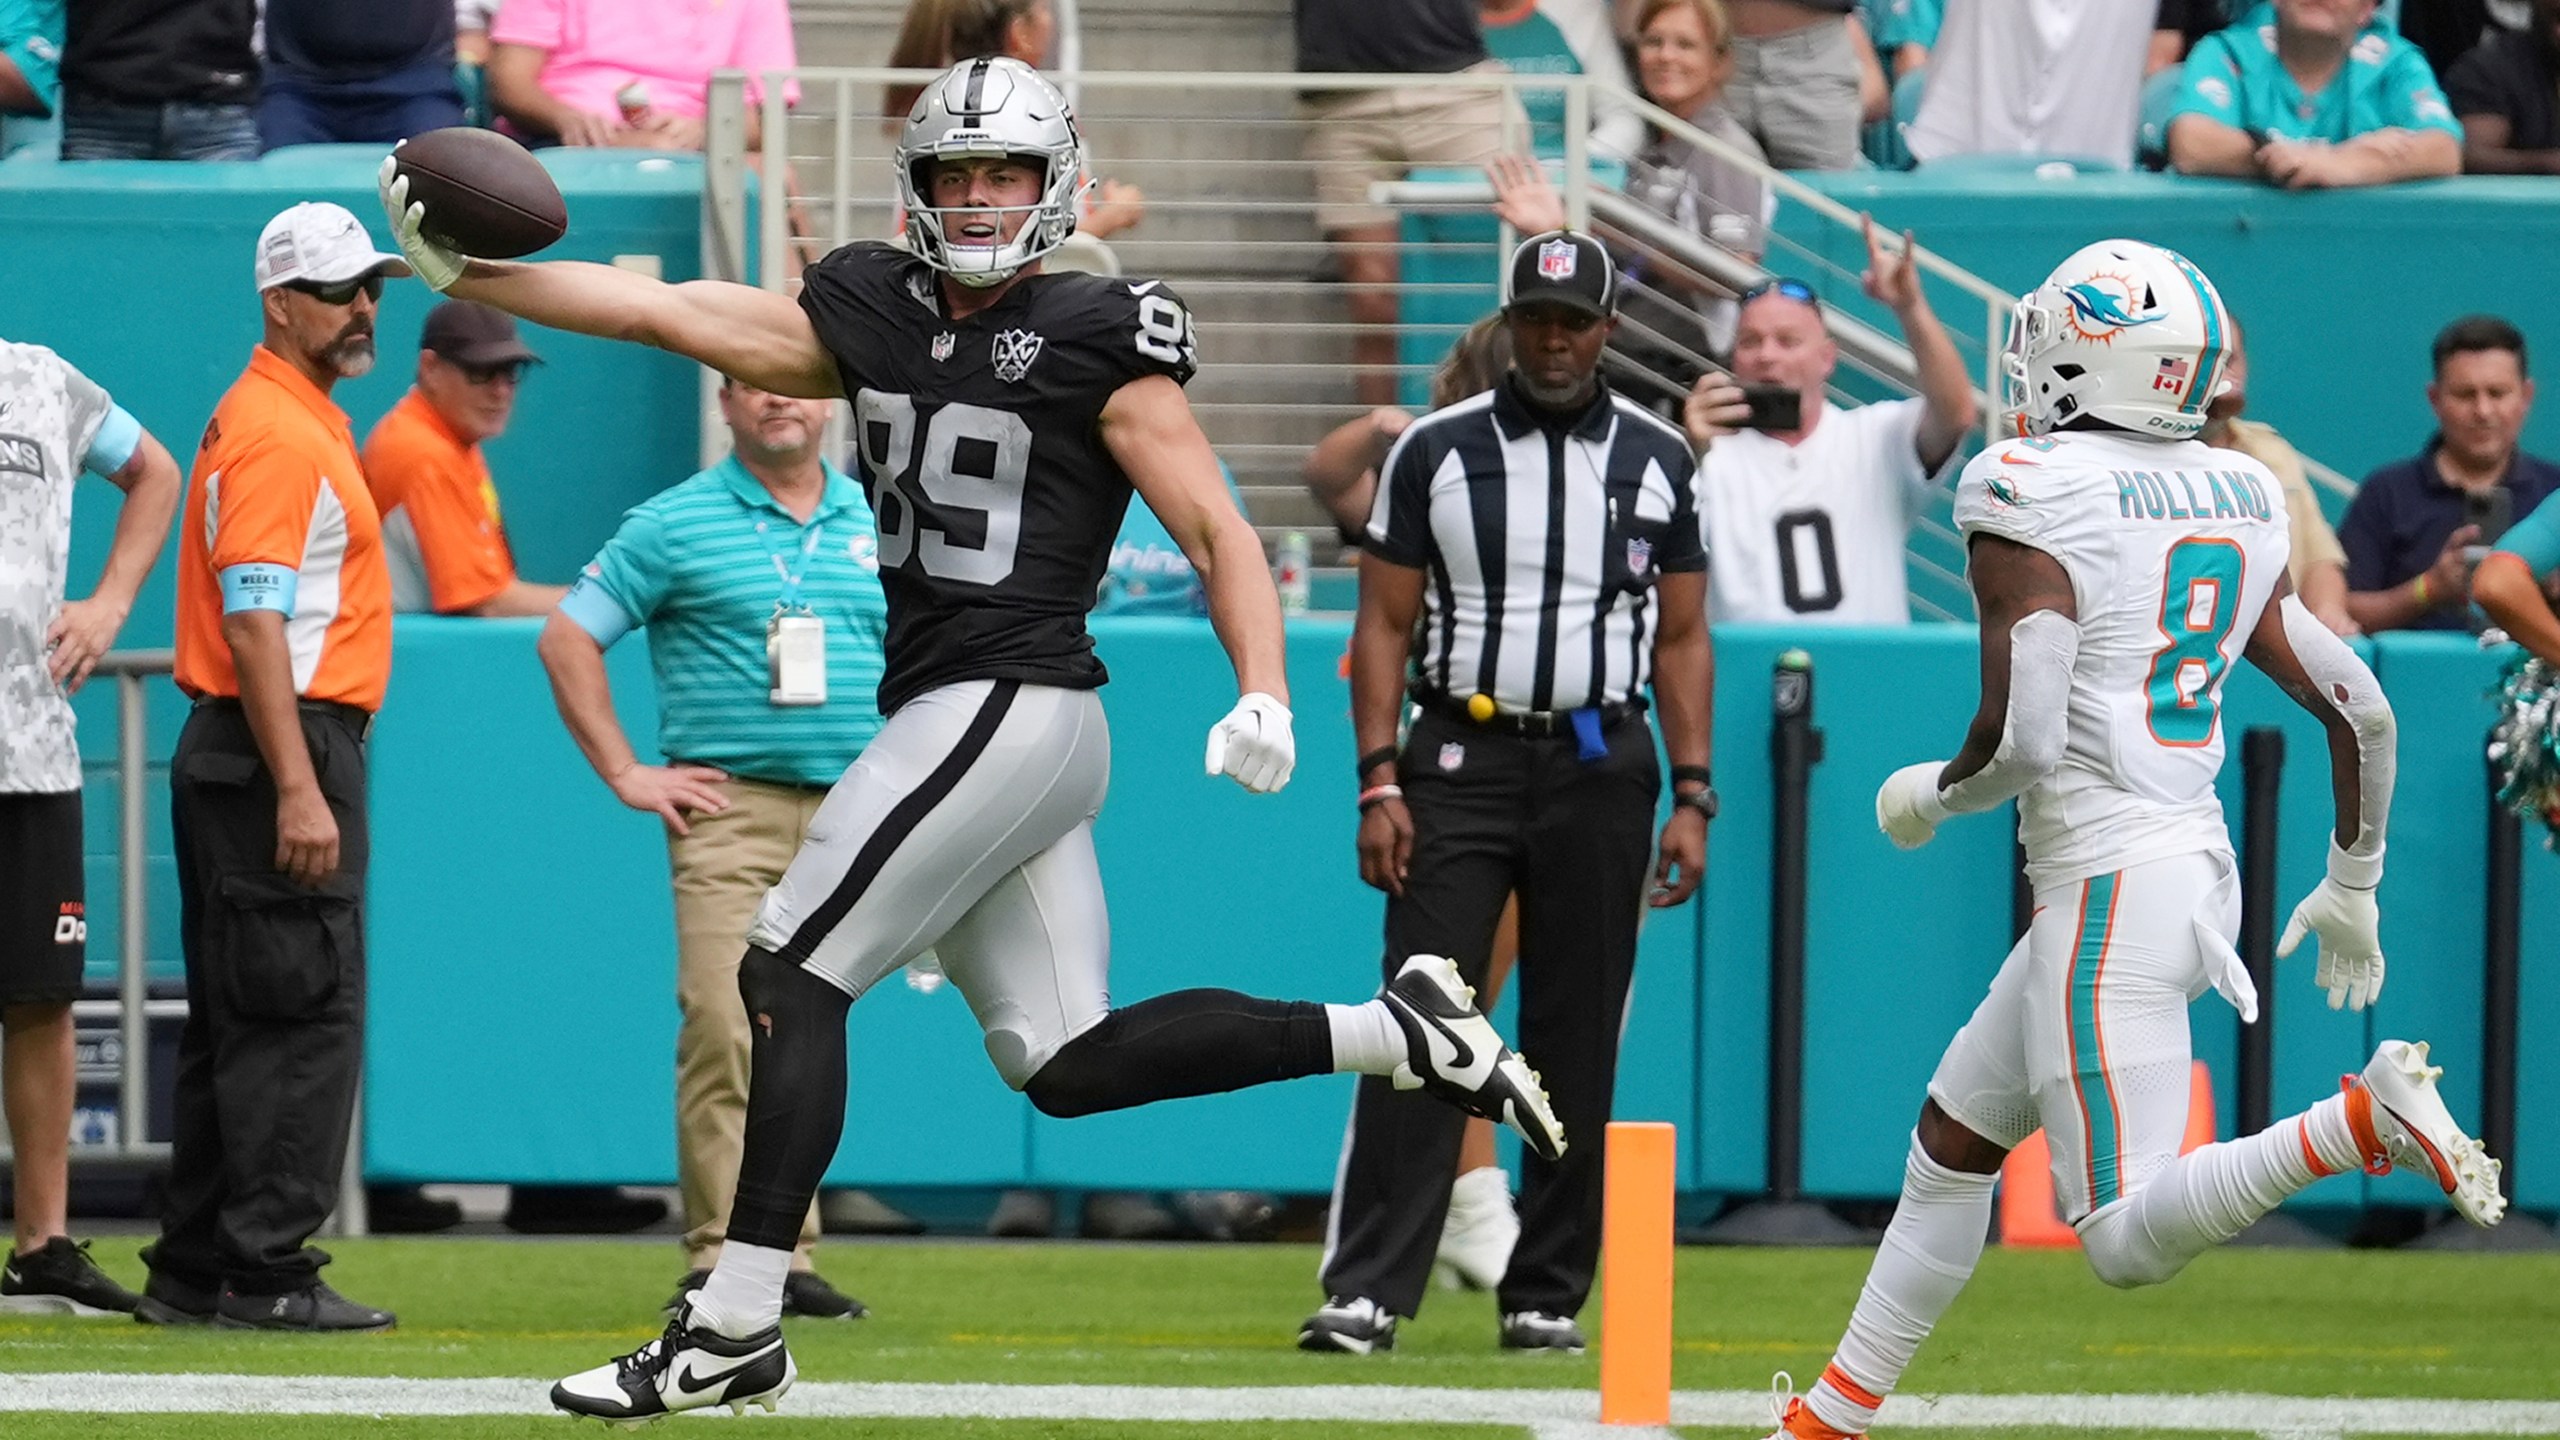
0, 337, 180, 1317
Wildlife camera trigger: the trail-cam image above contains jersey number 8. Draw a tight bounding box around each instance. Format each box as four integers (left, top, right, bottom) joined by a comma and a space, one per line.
854, 390, 1032, 585
2145, 537, 2244, 747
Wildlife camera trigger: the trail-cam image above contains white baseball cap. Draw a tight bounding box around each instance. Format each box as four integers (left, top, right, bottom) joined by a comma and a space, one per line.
254, 201, 412, 292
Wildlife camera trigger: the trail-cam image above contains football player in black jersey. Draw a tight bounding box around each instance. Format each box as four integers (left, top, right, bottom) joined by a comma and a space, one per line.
381, 58, 1567, 1422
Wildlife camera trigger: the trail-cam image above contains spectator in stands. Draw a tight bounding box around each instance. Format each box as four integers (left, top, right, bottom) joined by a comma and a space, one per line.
364, 302, 566, 618
1682, 219, 1975, 624
1480, 0, 1645, 160
2470, 477, 2560, 663
0, 337, 179, 1320
144, 203, 409, 1331
1902, 0, 2152, 168
0, 0, 63, 159
454, 0, 498, 128
2198, 318, 2355, 633
538, 376, 880, 1322
57, 0, 258, 161
1297, 0, 1528, 407
1718, 0, 1869, 170
1869, 0, 1940, 77
2167, 0, 2463, 187
488, 0, 798, 151
883, 0, 1145, 241
2150, 0, 2235, 75
2343, 315, 2560, 632
2448, 0, 2560, 171
1305, 314, 1514, 540
257, 0, 464, 151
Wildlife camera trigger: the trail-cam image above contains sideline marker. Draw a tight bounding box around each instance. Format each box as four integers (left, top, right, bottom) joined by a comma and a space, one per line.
1599, 1121, 1676, 1426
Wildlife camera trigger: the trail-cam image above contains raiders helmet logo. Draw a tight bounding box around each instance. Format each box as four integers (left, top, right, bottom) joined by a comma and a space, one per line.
992, 328, 1045, 382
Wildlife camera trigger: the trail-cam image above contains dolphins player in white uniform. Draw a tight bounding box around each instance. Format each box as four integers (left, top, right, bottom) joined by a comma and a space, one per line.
1765, 239, 2507, 1440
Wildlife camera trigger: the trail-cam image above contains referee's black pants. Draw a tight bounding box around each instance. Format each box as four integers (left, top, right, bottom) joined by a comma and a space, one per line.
146, 701, 370, 1298
1322, 707, 1659, 1320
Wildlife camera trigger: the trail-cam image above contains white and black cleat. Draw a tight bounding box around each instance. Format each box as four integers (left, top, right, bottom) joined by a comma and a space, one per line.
1298, 1295, 1397, 1354
1382, 954, 1568, 1162
551, 1298, 795, 1425
1499, 1309, 1587, 1354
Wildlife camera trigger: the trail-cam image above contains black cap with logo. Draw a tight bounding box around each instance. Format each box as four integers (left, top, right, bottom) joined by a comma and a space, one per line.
420, 299, 543, 367
1502, 229, 1616, 320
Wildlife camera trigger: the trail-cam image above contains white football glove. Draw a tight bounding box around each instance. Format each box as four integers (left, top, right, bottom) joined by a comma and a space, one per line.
1204, 692, 1294, 794
2278, 876, 2384, 1011
1875, 761, 1952, 850
378, 150, 468, 293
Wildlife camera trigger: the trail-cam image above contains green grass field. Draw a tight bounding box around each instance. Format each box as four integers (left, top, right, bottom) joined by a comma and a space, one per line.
1, 1238, 2554, 1438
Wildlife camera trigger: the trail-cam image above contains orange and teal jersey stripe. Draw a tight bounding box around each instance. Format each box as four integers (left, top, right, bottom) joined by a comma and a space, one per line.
2066, 873, 2129, 1211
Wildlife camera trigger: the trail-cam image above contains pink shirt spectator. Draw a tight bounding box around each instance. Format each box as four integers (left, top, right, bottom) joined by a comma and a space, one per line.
488, 0, 799, 122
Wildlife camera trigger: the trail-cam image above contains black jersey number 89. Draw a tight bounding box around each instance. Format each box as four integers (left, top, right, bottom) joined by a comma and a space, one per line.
855, 390, 1033, 585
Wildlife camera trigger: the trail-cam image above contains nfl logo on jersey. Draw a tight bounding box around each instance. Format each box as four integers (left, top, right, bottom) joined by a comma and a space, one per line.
931, 331, 955, 362
1626, 536, 1653, 574
1538, 240, 1577, 281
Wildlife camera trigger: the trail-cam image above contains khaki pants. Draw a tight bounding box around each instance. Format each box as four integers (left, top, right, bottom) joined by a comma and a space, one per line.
671, 777, 828, 1272
1300, 62, 1525, 233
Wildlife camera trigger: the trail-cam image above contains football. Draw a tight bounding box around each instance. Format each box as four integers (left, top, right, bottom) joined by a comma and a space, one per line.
389, 127, 569, 260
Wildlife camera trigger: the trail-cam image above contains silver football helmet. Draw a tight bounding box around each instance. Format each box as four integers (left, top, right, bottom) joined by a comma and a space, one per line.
896, 57, 1087, 288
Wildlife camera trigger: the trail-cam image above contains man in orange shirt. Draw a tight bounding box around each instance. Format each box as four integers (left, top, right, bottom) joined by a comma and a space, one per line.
142, 201, 405, 1334
363, 299, 565, 617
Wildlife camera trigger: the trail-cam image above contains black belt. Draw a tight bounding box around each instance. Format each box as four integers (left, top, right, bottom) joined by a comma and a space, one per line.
195, 696, 375, 739
1416, 692, 1643, 738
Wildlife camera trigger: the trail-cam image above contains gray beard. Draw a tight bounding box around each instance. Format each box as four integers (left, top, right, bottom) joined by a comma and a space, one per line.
326, 336, 377, 379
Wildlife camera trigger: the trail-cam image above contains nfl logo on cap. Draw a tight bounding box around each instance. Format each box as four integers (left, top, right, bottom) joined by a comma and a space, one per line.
1538, 239, 1577, 281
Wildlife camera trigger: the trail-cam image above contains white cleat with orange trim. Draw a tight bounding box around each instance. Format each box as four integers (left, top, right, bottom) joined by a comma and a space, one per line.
1760, 1372, 1869, 1440
2351, 1040, 2506, 1228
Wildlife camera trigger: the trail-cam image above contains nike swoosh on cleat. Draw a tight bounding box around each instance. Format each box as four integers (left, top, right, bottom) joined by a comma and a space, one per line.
2377, 1102, 2459, 1190
1405, 1003, 1476, 1074
674, 1352, 774, 1396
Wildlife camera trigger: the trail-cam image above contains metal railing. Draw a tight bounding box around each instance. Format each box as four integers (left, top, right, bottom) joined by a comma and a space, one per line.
699, 66, 2360, 614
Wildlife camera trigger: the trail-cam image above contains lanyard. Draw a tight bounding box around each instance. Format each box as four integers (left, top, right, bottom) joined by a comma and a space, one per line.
752, 517, 825, 615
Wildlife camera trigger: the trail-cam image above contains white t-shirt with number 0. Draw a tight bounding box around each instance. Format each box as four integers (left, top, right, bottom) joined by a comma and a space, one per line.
1697, 396, 1942, 625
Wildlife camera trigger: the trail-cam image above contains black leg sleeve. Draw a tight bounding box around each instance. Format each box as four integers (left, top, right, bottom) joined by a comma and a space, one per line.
726, 946, 853, 1252
1021, 990, 1334, 1118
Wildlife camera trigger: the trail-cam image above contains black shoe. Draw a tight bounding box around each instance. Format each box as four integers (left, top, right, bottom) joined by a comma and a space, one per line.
1298, 1295, 1396, 1354
503, 1185, 669, 1235
131, 1271, 219, 1327
0, 1238, 142, 1317
663, 1269, 709, 1316
782, 1270, 866, 1320
366, 1185, 463, 1235
552, 1299, 794, 1421
818, 1189, 926, 1236
1498, 1309, 1586, 1353
215, 1281, 396, 1332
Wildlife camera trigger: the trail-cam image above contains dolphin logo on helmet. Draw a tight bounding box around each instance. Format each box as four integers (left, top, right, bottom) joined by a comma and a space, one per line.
2003, 239, 2232, 442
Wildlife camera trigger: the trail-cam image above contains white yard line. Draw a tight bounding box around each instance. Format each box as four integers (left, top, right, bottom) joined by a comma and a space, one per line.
0, 1375, 2554, 1434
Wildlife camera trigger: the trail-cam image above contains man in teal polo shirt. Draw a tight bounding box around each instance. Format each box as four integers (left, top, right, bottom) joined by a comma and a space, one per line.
537, 377, 884, 1321
2167, 0, 2459, 187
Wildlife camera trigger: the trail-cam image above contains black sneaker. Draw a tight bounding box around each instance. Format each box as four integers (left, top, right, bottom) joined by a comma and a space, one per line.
0, 1238, 142, 1317
132, 1271, 219, 1327
552, 1298, 795, 1421
1297, 1295, 1396, 1354
783, 1270, 866, 1320
663, 1269, 710, 1316
366, 1185, 463, 1235
216, 1281, 396, 1332
1499, 1309, 1586, 1353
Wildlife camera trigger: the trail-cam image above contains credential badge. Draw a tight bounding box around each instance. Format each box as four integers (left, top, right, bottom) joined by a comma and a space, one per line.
992, 328, 1045, 383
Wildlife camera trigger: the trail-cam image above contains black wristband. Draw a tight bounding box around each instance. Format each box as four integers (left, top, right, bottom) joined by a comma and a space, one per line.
1357, 745, 1399, 778
1671, 764, 1715, 787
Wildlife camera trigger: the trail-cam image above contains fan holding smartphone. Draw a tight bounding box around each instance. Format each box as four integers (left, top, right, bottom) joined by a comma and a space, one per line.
1680, 217, 1979, 624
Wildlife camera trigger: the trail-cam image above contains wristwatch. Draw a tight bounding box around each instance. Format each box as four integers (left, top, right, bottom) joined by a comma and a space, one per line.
1675, 786, 1719, 821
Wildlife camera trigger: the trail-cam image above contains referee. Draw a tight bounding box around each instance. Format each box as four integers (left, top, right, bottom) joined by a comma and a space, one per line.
1304, 230, 1715, 1356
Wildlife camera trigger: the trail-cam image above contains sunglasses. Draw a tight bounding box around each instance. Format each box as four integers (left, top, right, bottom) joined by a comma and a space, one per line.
287, 274, 384, 307
455, 361, 528, 387
1739, 277, 1821, 311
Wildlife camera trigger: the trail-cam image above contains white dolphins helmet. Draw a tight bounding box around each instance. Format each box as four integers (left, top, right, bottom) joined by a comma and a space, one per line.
896, 56, 1087, 288
2004, 239, 2234, 441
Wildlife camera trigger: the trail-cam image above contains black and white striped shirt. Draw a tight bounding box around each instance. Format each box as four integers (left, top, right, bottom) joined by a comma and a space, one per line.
1364, 377, 1706, 712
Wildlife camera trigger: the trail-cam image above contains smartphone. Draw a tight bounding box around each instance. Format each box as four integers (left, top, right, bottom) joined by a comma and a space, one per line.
2465, 486, 2514, 545
1740, 383, 1803, 432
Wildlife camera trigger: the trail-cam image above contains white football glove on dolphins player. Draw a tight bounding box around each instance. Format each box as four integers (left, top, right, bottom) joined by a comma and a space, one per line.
1205, 692, 1294, 794
2278, 842, 2386, 1012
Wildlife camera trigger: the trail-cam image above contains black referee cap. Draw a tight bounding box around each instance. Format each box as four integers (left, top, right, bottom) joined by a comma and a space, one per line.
1503, 230, 1616, 320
